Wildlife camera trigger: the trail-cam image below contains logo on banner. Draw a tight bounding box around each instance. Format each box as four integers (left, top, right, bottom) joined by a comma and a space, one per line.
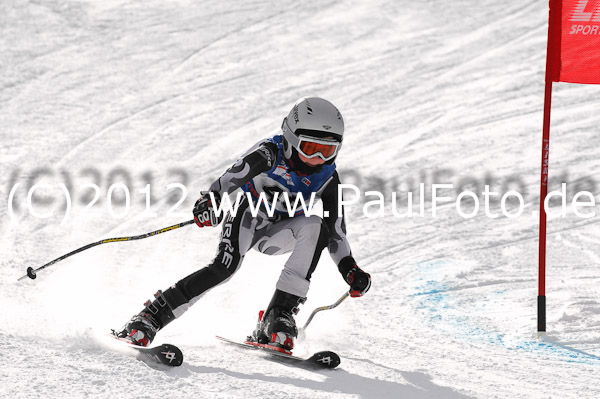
569, 0, 600, 34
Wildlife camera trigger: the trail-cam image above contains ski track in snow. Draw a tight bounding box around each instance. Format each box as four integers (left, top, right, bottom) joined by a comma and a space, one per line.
3, 0, 600, 398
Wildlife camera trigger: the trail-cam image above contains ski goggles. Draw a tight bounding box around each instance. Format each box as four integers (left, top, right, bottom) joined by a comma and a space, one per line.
282, 119, 342, 161
296, 136, 341, 160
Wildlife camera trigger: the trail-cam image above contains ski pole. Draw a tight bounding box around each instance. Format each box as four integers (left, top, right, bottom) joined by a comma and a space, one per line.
17, 219, 195, 282
301, 291, 350, 331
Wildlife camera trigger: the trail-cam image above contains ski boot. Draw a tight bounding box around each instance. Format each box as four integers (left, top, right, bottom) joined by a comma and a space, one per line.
113, 290, 176, 347
248, 289, 305, 351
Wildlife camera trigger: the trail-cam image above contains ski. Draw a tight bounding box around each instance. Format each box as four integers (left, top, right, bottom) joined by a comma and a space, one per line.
109, 334, 184, 367
216, 336, 340, 369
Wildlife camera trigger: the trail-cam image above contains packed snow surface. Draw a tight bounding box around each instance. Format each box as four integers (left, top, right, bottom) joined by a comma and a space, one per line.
3, 0, 600, 398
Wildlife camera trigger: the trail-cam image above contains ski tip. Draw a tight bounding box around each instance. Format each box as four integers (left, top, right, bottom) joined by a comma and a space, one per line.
307, 351, 341, 369
159, 344, 184, 367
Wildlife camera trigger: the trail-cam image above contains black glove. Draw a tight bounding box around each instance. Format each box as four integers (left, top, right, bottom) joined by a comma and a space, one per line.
343, 265, 371, 298
193, 191, 223, 228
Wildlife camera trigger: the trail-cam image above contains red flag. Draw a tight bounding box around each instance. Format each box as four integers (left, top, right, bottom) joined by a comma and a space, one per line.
547, 0, 600, 84
538, 0, 600, 333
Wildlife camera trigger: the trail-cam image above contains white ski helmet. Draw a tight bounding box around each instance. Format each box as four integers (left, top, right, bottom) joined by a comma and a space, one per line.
281, 97, 344, 166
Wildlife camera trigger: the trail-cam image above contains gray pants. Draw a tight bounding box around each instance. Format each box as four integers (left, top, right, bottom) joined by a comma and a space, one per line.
164, 197, 328, 318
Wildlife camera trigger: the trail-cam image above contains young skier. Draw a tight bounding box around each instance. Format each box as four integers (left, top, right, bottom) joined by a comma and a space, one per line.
114, 97, 371, 351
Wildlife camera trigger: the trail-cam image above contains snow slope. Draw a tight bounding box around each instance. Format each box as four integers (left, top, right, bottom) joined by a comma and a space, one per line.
3, 0, 600, 398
